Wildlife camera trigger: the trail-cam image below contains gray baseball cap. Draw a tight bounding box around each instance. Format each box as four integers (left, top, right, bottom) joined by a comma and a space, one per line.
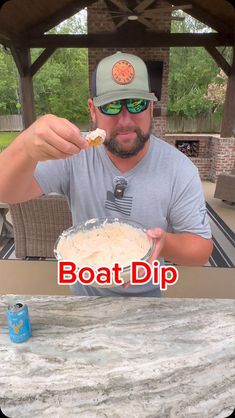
92, 51, 158, 106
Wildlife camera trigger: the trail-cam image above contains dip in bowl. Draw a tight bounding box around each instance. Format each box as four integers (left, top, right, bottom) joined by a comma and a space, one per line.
54, 218, 154, 288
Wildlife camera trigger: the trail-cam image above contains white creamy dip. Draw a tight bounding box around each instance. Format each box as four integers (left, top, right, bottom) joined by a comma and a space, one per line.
57, 222, 150, 269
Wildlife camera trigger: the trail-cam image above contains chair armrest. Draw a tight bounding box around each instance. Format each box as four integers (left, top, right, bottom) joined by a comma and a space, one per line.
10, 195, 73, 258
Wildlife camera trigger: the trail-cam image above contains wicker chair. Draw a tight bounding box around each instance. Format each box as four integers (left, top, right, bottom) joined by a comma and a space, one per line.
9, 195, 72, 258
214, 167, 235, 205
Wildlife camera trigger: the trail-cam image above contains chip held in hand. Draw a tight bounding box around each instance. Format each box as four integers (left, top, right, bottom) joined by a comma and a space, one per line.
86, 128, 106, 147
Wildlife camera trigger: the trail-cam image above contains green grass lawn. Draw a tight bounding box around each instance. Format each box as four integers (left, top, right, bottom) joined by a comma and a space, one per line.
0, 132, 19, 150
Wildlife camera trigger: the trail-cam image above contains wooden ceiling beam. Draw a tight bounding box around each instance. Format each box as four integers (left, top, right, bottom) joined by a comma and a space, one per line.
165, 0, 233, 33
205, 46, 231, 76
10, 45, 28, 76
30, 47, 57, 77
28, 0, 96, 36
17, 32, 234, 48
189, 6, 232, 34
10, 45, 56, 78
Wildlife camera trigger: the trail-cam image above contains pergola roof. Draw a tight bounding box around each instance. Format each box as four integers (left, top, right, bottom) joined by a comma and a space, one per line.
0, 0, 234, 48
0, 0, 234, 136
0, 0, 91, 42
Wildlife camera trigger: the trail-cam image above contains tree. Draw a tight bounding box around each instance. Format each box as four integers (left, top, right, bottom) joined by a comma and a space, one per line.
33, 47, 89, 124
0, 46, 20, 114
33, 12, 89, 125
168, 13, 232, 117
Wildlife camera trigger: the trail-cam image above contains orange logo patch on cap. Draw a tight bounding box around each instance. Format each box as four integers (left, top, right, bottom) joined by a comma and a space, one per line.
112, 60, 135, 85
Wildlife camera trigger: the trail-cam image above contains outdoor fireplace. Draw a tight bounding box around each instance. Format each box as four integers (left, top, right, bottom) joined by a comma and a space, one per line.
175, 140, 199, 157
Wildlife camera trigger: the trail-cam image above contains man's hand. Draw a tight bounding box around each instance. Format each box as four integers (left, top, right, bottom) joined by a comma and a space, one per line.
122, 228, 166, 289
0, 114, 90, 203
145, 228, 166, 264
122, 228, 213, 288
21, 114, 89, 163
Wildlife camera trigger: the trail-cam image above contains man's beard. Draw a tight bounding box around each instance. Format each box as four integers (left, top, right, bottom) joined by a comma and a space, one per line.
103, 124, 152, 159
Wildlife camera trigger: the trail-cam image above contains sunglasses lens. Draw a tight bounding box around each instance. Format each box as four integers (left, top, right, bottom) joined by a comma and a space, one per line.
99, 99, 149, 115
127, 99, 149, 113
100, 101, 122, 115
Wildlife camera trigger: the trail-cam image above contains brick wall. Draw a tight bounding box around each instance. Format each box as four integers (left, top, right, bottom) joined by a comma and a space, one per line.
165, 134, 212, 180
87, 0, 171, 137
165, 134, 235, 181
209, 136, 235, 182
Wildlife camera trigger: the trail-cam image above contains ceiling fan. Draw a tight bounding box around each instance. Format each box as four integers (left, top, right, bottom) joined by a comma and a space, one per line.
100, 0, 192, 29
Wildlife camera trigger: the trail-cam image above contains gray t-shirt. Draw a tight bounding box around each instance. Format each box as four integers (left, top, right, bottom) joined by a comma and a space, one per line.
34, 135, 211, 297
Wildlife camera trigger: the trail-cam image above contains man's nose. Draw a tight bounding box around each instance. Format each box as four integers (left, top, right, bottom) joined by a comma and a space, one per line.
117, 106, 133, 125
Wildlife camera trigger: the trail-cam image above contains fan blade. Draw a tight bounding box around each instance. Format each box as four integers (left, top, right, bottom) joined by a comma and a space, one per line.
115, 16, 129, 28
142, 9, 168, 17
109, 10, 127, 16
134, 0, 156, 13
91, 8, 127, 15
137, 15, 155, 30
92, 9, 127, 17
108, 12, 128, 17
109, 0, 131, 12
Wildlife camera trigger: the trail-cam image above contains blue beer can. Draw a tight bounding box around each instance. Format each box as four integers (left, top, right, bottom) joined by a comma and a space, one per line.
6, 303, 31, 343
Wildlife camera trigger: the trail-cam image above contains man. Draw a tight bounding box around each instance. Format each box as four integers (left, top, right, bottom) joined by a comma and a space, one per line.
0, 51, 213, 296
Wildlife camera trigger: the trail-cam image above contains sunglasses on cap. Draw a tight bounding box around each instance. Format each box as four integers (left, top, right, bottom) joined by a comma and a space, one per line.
98, 98, 149, 116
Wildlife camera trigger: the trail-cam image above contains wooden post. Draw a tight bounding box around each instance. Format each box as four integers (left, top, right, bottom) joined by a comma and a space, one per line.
10, 46, 56, 129
221, 42, 235, 137
11, 47, 35, 129
20, 72, 35, 129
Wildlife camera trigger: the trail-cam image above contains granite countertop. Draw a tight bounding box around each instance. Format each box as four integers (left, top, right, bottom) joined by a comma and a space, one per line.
0, 296, 234, 418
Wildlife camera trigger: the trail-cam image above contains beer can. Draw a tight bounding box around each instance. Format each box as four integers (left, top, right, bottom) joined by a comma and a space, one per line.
6, 303, 31, 343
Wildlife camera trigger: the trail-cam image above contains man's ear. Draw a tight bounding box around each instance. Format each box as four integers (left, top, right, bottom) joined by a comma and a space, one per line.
88, 99, 96, 124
